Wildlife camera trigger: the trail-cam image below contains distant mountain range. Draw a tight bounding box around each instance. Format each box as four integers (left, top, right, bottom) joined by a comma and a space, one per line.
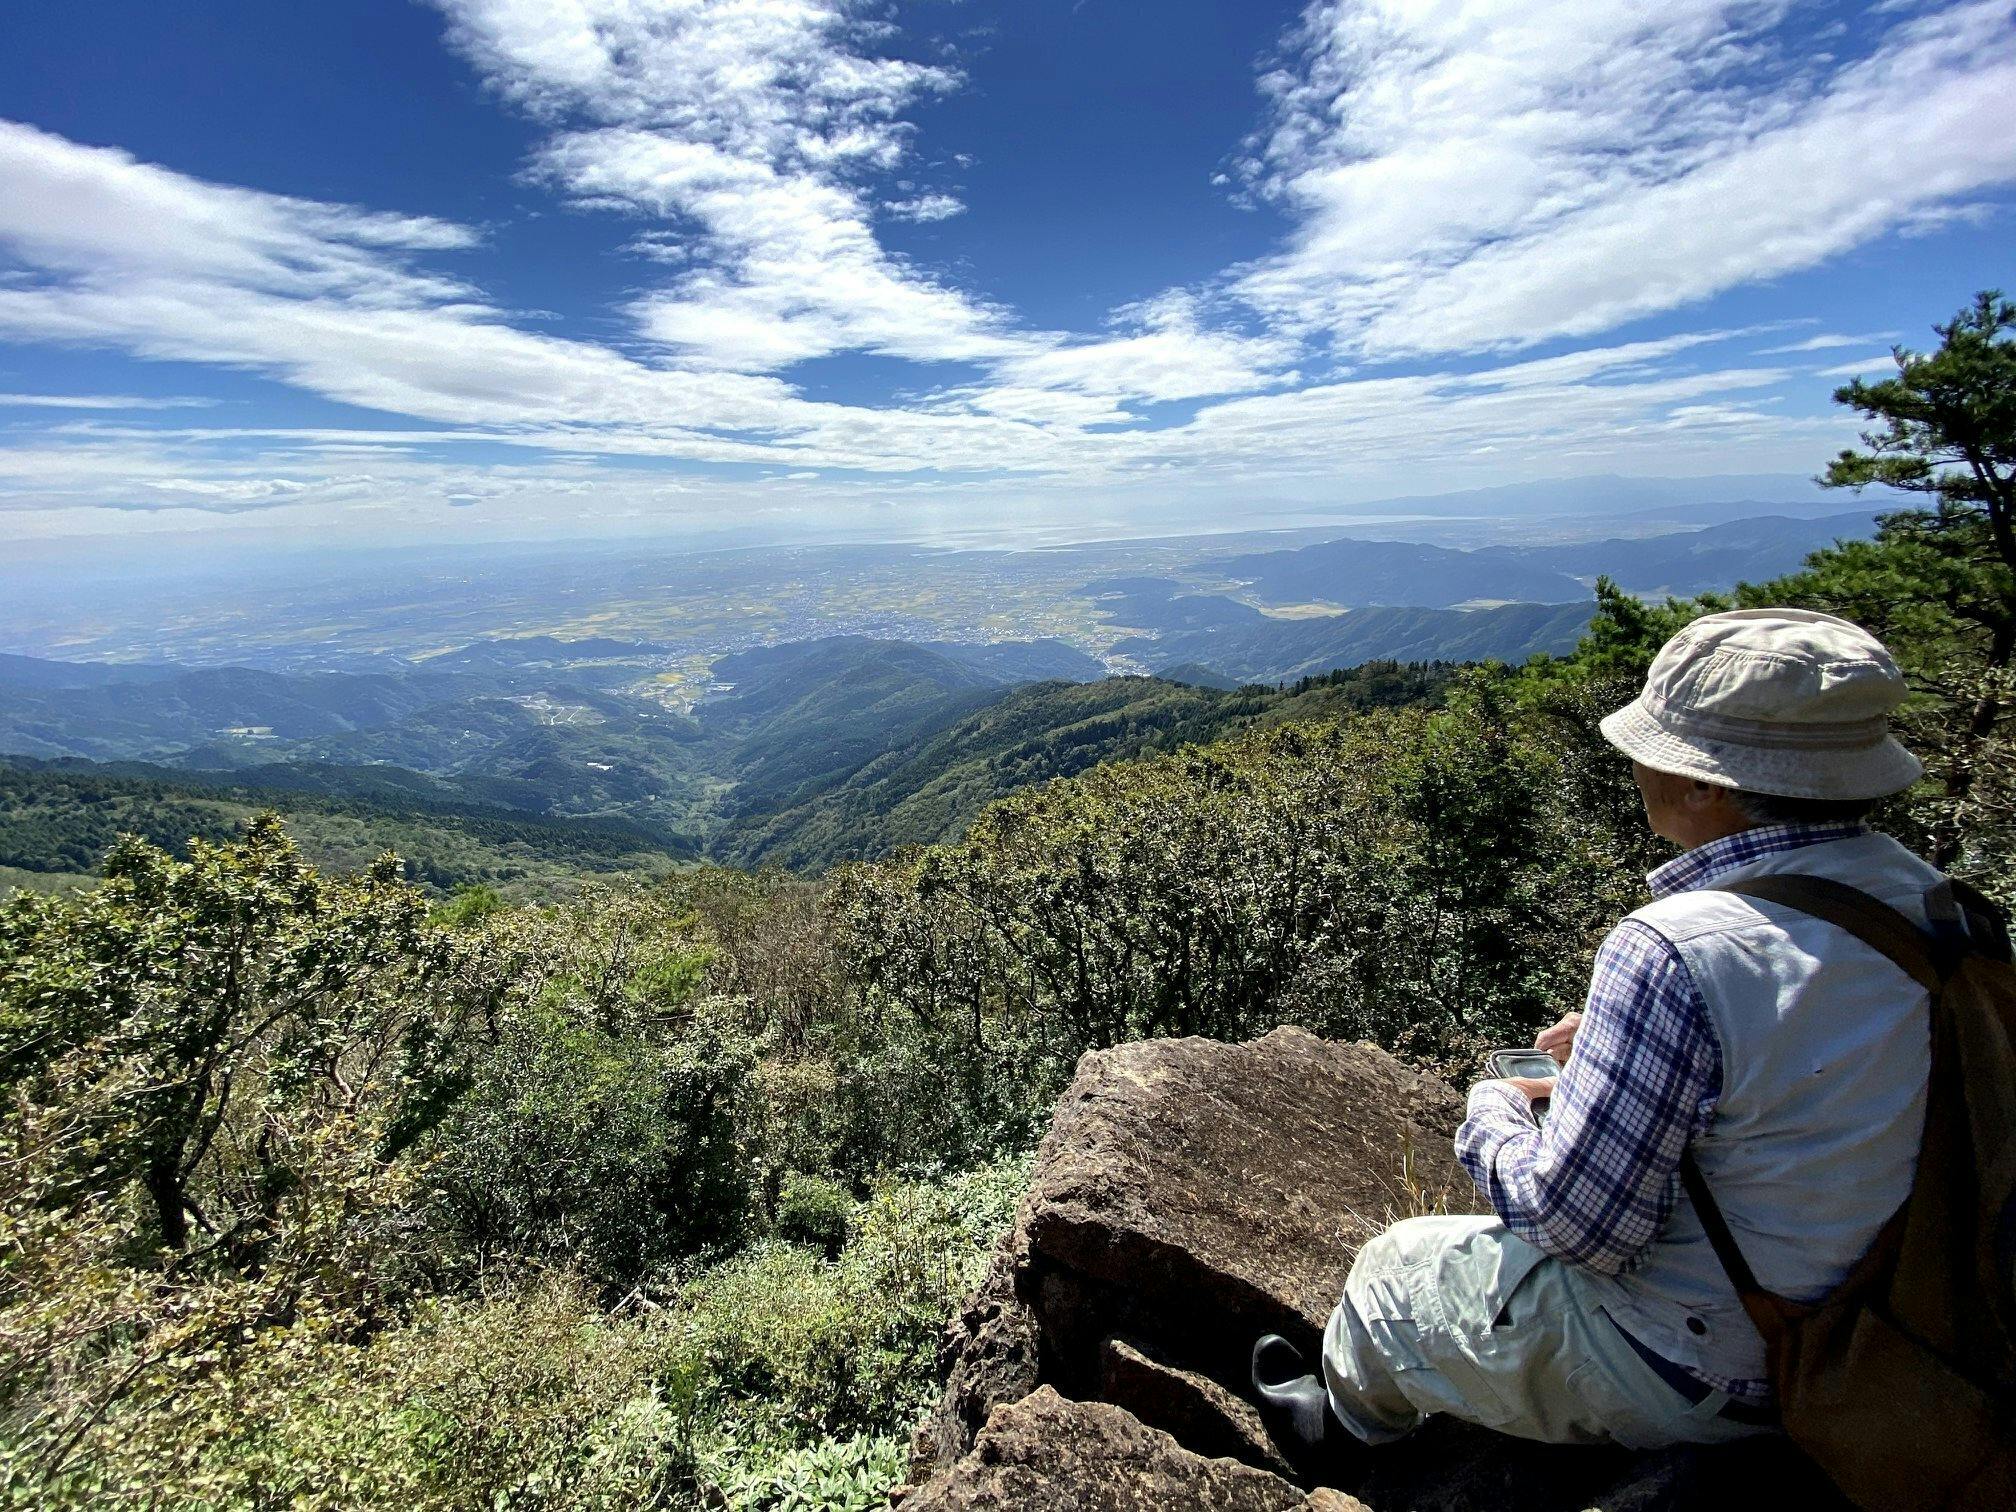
1116, 602, 1594, 683
0, 625, 1487, 878
1317, 473, 1861, 520
1210, 541, 1587, 608
0, 506, 1887, 881
1492, 511, 1880, 597
1, 659, 1454, 885
1198, 510, 1876, 612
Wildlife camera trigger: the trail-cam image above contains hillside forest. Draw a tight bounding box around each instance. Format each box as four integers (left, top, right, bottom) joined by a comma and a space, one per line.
1, 295, 2012, 1509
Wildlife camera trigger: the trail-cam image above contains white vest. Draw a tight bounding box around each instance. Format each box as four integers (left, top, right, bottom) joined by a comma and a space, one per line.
1584, 831, 1939, 1384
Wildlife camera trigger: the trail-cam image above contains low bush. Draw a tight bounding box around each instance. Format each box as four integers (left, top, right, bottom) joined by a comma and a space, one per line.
677, 1160, 1027, 1453
423, 999, 758, 1290
774, 1172, 852, 1258
8, 1274, 695, 1511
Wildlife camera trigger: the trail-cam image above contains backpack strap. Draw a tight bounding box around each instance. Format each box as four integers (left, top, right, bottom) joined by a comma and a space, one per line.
1680, 874, 1947, 1306
1680, 1150, 1766, 1298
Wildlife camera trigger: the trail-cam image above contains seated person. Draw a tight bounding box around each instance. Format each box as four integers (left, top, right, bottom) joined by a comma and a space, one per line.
1256, 608, 1940, 1450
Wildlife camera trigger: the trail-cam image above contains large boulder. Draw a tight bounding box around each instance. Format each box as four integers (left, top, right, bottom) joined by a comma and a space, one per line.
938, 1026, 1470, 1419
898, 1387, 1367, 1511
906, 1026, 1848, 1511
913, 1241, 1042, 1473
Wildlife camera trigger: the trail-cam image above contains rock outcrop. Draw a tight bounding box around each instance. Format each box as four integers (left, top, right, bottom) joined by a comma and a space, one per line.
899, 1388, 1368, 1511
901, 1026, 1847, 1510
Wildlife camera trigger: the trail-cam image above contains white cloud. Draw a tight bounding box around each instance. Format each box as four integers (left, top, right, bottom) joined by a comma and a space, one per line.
884, 193, 964, 223
1142, 355, 1805, 482
619, 230, 690, 263
433, 0, 1015, 372
431, 2, 1284, 396
1233, 0, 2016, 356
434, 0, 956, 163
0, 119, 475, 301
1815, 355, 1903, 377
987, 294, 1297, 406
0, 329, 1842, 531
1450, 330, 1754, 390
1893, 199, 1997, 236
0, 391, 215, 410
0, 118, 1071, 471
950, 387, 1136, 428
1758, 332, 1900, 353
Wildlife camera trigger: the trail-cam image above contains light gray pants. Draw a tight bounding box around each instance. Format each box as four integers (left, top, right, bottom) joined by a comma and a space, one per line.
1321, 1215, 1777, 1450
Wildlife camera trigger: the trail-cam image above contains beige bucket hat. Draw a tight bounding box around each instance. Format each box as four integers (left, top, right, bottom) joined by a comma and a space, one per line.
1599, 607, 1923, 800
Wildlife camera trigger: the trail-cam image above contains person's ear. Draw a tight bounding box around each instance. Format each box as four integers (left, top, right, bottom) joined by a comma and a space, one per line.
1686, 780, 1752, 831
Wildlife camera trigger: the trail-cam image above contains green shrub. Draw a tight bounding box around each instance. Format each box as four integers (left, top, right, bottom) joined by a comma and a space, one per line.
5, 1274, 696, 1511
676, 1159, 1029, 1451
710, 1433, 906, 1512
432, 881, 507, 928
424, 1001, 758, 1289
774, 1172, 851, 1258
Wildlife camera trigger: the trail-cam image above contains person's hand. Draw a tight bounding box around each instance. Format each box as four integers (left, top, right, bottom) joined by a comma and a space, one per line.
1534, 1011, 1582, 1066
1503, 1075, 1557, 1103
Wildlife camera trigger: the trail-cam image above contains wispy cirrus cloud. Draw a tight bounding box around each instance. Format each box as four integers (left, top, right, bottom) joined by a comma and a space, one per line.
1757, 331, 1901, 354
0, 117, 476, 298
0, 330, 1819, 530
1815, 355, 1905, 378
0, 118, 1051, 469
1231, 0, 2016, 358
0, 392, 217, 410
883, 193, 965, 223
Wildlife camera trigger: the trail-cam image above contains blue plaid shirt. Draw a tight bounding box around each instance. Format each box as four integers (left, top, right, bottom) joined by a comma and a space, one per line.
1456, 822, 1868, 1399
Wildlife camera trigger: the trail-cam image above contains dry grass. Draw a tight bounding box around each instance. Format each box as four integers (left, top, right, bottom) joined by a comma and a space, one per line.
1334, 1128, 1464, 1256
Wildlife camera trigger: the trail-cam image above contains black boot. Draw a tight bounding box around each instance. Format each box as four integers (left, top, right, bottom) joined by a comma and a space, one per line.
1250, 1333, 1335, 1451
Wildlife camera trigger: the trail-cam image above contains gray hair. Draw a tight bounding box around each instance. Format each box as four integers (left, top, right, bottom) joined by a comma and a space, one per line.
1728, 788, 1881, 826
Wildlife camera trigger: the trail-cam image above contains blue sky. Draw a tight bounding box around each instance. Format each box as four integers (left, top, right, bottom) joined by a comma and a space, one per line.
0, 0, 2011, 550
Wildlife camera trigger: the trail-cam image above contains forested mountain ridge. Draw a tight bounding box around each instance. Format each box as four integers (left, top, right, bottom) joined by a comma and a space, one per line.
0, 758, 686, 896
0, 662, 1454, 886
1119, 599, 1593, 682
0, 616, 1512, 881
0, 636, 1099, 853
718, 661, 1453, 869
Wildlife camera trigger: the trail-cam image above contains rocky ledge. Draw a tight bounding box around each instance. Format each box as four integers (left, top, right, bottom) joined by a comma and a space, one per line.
897, 1026, 1843, 1510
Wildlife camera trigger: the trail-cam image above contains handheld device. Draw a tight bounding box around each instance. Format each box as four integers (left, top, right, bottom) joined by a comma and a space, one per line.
1487, 1048, 1561, 1082
1485, 1047, 1558, 1125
